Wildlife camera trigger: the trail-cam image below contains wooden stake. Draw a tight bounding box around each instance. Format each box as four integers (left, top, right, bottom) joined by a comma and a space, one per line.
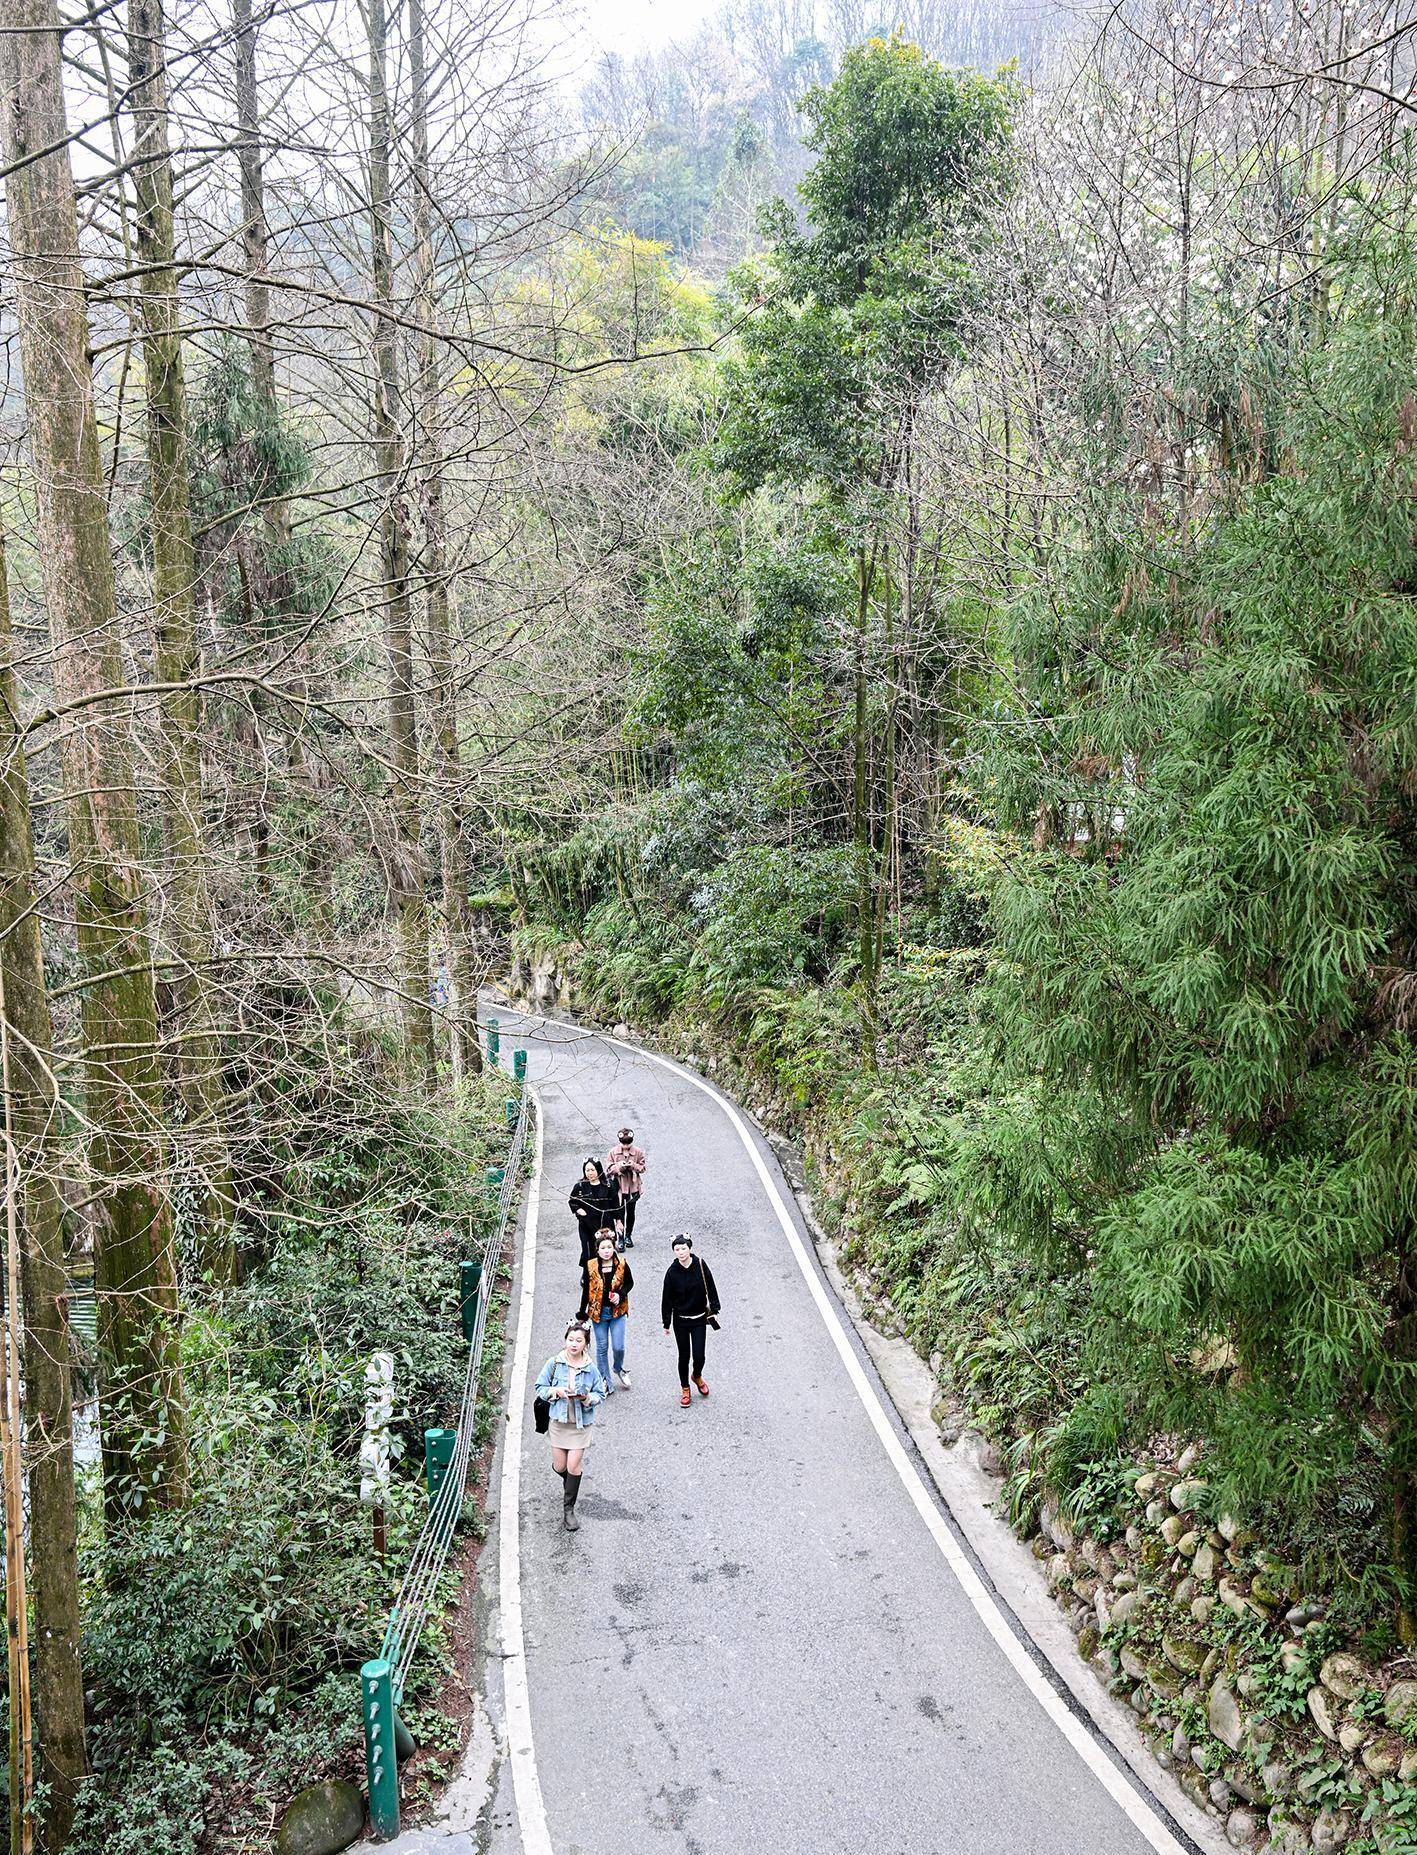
0, 965, 35, 1854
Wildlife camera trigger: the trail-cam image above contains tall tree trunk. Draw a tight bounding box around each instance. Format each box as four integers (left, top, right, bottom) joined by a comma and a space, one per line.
0, 0, 187, 1520
129, 0, 235, 1279
854, 545, 878, 1071
407, 0, 480, 1081
232, 0, 334, 934
232, 0, 276, 422
366, 0, 436, 1083
0, 527, 87, 1852
875, 544, 897, 968
231, 0, 282, 789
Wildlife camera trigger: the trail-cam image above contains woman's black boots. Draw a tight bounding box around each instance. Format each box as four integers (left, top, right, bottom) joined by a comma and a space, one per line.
563, 1472, 582, 1531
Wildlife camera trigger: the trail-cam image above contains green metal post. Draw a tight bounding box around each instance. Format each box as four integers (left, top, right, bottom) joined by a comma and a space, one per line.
361, 1658, 400, 1839
424, 1427, 456, 1502
487, 1017, 500, 1064
513, 1047, 527, 1083
485, 1165, 504, 1200
505, 1096, 518, 1128
460, 1258, 483, 1340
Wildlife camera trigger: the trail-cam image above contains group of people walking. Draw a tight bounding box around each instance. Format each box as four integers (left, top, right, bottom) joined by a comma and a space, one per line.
535, 1125, 722, 1531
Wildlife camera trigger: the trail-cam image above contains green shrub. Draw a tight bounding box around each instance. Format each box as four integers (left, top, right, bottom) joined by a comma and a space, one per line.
69, 1066, 515, 1853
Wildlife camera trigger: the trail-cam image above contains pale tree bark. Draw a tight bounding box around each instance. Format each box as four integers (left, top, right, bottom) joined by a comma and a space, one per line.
408, 0, 480, 1080
232, 0, 277, 422
231, 0, 278, 903
0, 0, 187, 1520
854, 545, 878, 1071
129, 0, 235, 1279
366, 0, 436, 1082
231, 0, 332, 932
0, 525, 87, 1854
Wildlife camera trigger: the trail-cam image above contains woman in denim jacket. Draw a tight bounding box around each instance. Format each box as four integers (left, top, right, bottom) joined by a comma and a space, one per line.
535, 1320, 607, 1531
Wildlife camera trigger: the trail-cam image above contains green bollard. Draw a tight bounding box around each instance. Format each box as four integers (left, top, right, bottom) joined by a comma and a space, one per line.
424, 1427, 456, 1502
361, 1658, 400, 1839
460, 1258, 483, 1340
505, 1096, 518, 1128
485, 1165, 504, 1201
487, 1018, 500, 1063
513, 1047, 527, 1083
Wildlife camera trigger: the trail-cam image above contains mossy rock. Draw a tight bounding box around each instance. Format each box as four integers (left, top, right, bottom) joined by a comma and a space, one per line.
1387, 1680, 1417, 1736
1146, 1660, 1182, 1698
1247, 1574, 1285, 1612
1162, 1633, 1206, 1674
275, 1781, 365, 1855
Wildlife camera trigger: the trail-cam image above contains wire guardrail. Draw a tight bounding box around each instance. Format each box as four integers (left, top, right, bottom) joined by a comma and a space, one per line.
361, 1067, 531, 1840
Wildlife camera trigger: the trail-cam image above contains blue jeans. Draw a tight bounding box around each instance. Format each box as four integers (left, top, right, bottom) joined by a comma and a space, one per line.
593, 1314, 627, 1385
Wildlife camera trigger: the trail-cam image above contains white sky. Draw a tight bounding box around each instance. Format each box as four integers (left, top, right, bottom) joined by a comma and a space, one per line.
576, 0, 720, 56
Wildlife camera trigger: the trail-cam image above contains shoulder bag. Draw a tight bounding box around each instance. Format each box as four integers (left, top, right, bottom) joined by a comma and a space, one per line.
699, 1258, 720, 1330
533, 1360, 554, 1433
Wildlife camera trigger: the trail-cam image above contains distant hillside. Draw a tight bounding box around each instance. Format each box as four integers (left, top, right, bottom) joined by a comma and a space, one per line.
578, 0, 1071, 267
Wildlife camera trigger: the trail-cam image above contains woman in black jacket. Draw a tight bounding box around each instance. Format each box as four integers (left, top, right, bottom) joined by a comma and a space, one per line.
661, 1233, 720, 1406
569, 1159, 620, 1262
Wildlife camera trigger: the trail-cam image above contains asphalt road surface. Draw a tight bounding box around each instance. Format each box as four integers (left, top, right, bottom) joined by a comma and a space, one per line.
370, 1010, 1185, 1855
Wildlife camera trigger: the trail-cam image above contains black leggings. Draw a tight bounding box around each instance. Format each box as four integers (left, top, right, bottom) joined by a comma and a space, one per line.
620, 1194, 638, 1243
674, 1316, 706, 1386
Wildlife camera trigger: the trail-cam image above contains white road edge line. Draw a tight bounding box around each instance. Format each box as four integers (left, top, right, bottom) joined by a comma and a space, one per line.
498, 1086, 554, 1855
624, 1036, 1193, 1855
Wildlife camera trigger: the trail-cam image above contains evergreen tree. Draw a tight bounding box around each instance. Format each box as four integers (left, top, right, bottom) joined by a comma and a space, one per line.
974, 238, 1417, 1626
717, 36, 1016, 1064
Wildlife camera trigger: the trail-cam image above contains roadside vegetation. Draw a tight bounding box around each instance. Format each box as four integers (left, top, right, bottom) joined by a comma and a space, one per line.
499, 23, 1417, 1664
17, 1049, 512, 1855
2, 0, 1415, 1845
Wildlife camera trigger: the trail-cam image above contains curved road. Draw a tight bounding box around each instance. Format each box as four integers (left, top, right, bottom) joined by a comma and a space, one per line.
372, 1011, 1193, 1855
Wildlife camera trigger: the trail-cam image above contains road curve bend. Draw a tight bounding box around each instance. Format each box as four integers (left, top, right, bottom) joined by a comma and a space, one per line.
474, 1009, 1192, 1855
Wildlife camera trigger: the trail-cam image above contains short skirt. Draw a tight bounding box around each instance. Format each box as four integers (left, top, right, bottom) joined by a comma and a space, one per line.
549, 1417, 595, 1451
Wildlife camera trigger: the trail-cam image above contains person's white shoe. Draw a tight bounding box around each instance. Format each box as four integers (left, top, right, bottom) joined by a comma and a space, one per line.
617, 1369, 631, 1389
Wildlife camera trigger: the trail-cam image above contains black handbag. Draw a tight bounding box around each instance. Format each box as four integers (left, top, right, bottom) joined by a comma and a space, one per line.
533, 1394, 550, 1434
700, 1259, 721, 1330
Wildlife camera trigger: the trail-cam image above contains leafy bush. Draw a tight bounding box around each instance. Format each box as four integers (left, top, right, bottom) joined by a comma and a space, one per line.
69, 1065, 516, 1854
687, 843, 855, 1005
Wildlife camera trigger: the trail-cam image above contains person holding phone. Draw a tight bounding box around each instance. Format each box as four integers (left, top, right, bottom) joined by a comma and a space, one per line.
605, 1127, 647, 1249
534, 1321, 607, 1530
569, 1158, 620, 1263
661, 1233, 720, 1407
580, 1230, 634, 1392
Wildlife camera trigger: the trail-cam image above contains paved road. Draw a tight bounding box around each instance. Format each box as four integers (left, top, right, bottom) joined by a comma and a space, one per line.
371, 1011, 1179, 1855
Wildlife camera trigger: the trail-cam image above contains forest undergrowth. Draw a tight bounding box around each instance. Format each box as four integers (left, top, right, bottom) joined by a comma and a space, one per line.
17, 1027, 516, 1855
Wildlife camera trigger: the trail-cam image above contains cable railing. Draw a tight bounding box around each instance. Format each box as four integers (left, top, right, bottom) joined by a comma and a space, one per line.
361, 1063, 531, 1840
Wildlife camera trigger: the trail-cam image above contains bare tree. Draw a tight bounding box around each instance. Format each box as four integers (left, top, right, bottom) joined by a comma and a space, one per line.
0, 518, 86, 1855
0, 0, 187, 1523
365, 0, 437, 1083
128, 0, 236, 1274
408, 0, 482, 1082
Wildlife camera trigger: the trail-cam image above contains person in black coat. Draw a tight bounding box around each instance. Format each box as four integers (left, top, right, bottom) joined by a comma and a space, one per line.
661, 1233, 720, 1406
569, 1159, 620, 1262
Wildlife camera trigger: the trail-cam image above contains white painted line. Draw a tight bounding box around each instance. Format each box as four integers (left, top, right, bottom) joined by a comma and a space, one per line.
624, 1035, 1192, 1855
497, 1087, 554, 1855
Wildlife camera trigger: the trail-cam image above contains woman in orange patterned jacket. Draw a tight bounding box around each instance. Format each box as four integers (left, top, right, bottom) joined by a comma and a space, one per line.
578, 1230, 634, 1393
